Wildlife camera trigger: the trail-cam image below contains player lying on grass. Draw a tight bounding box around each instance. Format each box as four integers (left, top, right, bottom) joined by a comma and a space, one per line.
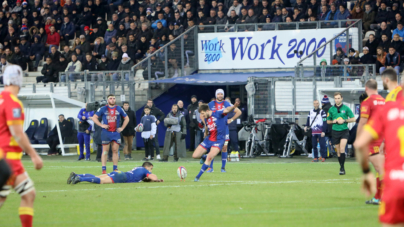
67, 162, 163, 184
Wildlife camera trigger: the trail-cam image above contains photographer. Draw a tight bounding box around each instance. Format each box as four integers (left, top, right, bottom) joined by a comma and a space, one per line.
160, 104, 187, 162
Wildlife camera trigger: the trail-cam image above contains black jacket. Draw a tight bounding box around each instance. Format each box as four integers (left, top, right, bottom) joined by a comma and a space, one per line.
49, 120, 73, 138
41, 62, 56, 79
82, 58, 98, 71
321, 102, 332, 136
10, 52, 27, 71
187, 101, 199, 128
141, 104, 165, 122
121, 107, 136, 136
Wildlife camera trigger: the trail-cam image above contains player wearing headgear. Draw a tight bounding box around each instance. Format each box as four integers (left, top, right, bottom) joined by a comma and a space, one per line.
0, 65, 43, 227
203, 89, 241, 173
92, 94, 129, 174
356, 79, 385, 205
354, 87, 404, 226
192, 103, 239, 182
67, 162, 163, 184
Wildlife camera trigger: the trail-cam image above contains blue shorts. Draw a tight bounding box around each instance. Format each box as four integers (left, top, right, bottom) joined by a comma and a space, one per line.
101, 130, 121, 145
107, 171, 127, 183
199, 138, 225, 151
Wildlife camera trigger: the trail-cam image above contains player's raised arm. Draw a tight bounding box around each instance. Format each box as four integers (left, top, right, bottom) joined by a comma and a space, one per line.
223, 102, 239, 114
9, 125, 43, 170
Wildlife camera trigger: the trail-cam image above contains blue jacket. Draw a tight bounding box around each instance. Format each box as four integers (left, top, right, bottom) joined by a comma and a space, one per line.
19, 42, 31, 57
30, 42, 45, 56
104, 29, 117, 45
392, 28, 404, 39
335, 9, 350, 20
151, 19, 167, 29
385, 52, 400, 67
60, 22, 75, 37
305, 108, 328, 134
77, 108, 94, 131
325, 10, 338, 21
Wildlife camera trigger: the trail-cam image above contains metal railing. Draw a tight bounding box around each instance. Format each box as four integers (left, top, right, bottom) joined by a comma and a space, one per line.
297, 20, 363, 67
197, 19, 362, 33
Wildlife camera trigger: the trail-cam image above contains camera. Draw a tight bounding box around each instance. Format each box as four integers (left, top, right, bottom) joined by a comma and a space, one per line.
86, 100, 107, 112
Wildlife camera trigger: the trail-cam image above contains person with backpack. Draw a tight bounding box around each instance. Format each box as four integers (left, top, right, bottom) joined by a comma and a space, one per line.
304, 100, 327, 162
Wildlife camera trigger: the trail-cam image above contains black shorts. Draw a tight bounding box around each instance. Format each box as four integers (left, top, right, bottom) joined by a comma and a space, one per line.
331, 130, 349, 145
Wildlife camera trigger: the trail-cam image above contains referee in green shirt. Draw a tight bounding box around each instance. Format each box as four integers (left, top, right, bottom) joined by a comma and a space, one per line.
326, 92, 356, 175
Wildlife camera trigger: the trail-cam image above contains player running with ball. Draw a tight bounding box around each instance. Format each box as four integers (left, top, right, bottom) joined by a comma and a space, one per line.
204, 89, 241, 173
92, 94, 129, 174
192, 102, 239, 181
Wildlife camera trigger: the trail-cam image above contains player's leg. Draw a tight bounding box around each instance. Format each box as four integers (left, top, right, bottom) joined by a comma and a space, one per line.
195, 147, 221, 181
0, 158, 11, 191
72, 173, 113, 184
368, 153, 385, 204
382, 224, 404, 227
338, 138, 348, 174
77, 132, 85, 160
14, 173, 36, 227
221, 141, 229, 172
101, 144, 111, 174
111, 142, 120, 171
84, 133, 91, 160
192, 145, 208, 159
312, 134, 319, 162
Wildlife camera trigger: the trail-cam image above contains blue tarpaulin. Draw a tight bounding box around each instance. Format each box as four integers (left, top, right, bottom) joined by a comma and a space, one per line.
151, 71, 315, 85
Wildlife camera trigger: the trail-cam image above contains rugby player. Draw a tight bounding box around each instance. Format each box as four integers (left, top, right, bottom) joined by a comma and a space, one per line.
354, 91, 404, 226
92, 94, 129, 174
67, 162, 163, 184
192, 102, 239, 181
204, 89, 241, 173
356, 80, 385, 205
0, 65, 44, 227
382, 68, 403, 103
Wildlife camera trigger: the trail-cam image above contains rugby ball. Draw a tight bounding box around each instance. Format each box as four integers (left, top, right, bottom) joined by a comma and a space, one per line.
177, 166, 187, 180
135, 123, 143, 132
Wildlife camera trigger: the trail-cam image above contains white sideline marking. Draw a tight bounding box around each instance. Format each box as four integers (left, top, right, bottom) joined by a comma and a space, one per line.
37, 179, 357, 193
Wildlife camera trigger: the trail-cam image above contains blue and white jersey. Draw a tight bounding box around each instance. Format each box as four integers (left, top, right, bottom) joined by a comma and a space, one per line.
125, 167, 152, 183
306, 109, 327, 135
95, 105, 127, 132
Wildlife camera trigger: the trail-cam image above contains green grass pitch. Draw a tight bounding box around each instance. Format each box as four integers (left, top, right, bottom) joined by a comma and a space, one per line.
1, 152, 379, 227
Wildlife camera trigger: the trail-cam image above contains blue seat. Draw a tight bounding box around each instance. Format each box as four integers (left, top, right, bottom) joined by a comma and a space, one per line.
26, 120, 39, 144
32, 118, 48, 144
67, 117, 75, 130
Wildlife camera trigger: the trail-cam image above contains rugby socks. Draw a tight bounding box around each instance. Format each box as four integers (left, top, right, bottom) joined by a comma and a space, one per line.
210, 159, 214, 169
337, 156, 342, 168
102, 166, 106, 174
113, 165, 118, 171
78, 174, 95, 177
221, 152, 228, 169
196, 164, 209, 179
80, 177, 101, 184
19, 207, 33, 227
340, 153, 346, 169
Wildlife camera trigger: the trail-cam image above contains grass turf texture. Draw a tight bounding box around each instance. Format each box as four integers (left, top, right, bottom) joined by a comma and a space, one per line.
1, 151, 379, 227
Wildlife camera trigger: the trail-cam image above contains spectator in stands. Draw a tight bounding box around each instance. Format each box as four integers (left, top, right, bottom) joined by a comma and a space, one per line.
152, 12, 168, 29
379, 34, 390, 53
350, 6, 363, 20
19, 36, 31, 69
75, 47, 85, 63
365, 34, 378, 55
258, 8, 269, 23
324, 4, 337, 27
374, 2, 388, 25
104, 24, 117, 45
244, 9, 258, 31
160, 104, 187, 162
380, 46, 400, 75
62, 45, 73, 62
60, 16, 75, 46
37, 56, 57, 83
260, 15, 275, 30
62, 53, 82, 82
348, 48, 359, 61
392, 22, 404, 40
81, 52, 99, 81
376, 46, 386, 73
343, 58, 352, 76
206, 9, 217, 24
316, 59, 330, 77
116, 24, 127, 38
360, 46, 375, 64
79, 35, 91, 55
98, 55, 108, 71
333, 47, 346, 65
48, 45, 61, 63
114, 53, 133, 81
135, 36, 149, 60
392, 34, 404, 55
318, 5, 329, 21
390, 13, 403, 30
292, 8, 304, 21
55, 55, 68, 80
227, 0, 241, 17
11, 46, 27, 71
154, 21, 169, 40
47, 114, 73, 156
140, 23, 153, 42
375, 22, 392, 42
107, 52, 120, 72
